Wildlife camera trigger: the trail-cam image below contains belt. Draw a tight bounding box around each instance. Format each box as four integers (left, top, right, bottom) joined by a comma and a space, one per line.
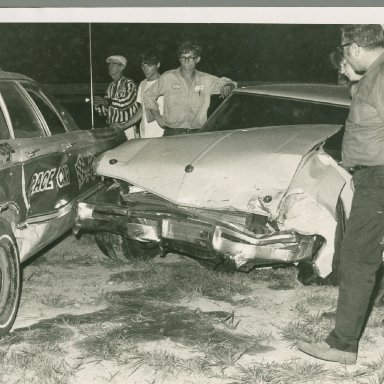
164, 127, 199, 133
348, 165, 369, 173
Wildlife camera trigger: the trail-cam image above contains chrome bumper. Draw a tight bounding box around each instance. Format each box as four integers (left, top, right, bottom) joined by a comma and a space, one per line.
74, 201, 317, 268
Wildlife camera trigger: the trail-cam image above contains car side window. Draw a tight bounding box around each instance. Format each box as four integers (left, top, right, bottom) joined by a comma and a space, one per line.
0, 82, 45, 138
26, 90, 67, 135
202, 94, 349, 132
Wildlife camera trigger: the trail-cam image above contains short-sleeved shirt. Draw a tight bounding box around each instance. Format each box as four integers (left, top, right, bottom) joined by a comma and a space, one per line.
342, 53, 384, 167
143, 68, 235, 129
96, 75, 139, 125
137, 79, 164, 138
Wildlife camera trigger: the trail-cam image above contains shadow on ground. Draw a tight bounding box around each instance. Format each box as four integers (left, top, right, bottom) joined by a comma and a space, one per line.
5, 289, 274, 357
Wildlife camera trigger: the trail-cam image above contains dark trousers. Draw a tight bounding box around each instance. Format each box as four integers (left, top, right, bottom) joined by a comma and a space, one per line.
163, 127, 199, 136
326, 166, 384, 352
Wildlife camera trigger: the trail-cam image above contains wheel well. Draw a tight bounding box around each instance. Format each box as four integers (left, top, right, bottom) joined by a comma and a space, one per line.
0, 203, 20, 237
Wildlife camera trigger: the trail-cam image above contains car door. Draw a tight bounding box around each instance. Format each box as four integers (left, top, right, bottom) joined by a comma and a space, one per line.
27, 84, 126, 198
0, 79, 125, 255
0, 81, 72, 219
18, 82, 126, 214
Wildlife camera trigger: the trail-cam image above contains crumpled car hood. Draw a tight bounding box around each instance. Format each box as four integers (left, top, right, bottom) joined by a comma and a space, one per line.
96, 125, 341, 213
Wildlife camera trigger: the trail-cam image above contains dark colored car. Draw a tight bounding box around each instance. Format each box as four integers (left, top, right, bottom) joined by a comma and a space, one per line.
74, 83, 352, 285
0, 71, 125, 336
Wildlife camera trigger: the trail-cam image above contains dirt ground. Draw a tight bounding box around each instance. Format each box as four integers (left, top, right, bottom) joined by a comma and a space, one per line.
4, 232, 384, 384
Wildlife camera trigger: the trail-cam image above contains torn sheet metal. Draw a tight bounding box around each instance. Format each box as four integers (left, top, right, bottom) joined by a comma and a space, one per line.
277, 150, 352, 277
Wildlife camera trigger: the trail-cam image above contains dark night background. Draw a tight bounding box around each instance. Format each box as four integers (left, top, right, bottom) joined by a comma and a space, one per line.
0, 23, 343, 127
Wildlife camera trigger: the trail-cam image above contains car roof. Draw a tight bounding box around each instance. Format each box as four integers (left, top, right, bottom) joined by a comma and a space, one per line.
235, 83, 351, 107
0, 70, 35, 83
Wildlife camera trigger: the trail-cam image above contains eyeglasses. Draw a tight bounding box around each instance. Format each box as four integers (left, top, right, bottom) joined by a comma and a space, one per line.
340, 42, 353, 49
179, 56, 197, 62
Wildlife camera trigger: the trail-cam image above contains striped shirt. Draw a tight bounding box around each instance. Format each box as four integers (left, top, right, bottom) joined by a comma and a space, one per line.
96, 76, 139, 125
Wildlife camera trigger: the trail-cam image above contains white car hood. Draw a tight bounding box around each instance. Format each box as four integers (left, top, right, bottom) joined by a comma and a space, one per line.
96, 125, 341, 212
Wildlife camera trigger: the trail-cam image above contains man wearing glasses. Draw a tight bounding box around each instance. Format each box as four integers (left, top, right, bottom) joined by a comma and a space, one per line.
144, 40, 236, 136
298, 24, 384, 365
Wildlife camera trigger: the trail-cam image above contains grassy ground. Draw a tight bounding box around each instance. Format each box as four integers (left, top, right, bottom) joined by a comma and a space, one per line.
1, 233, 384, 383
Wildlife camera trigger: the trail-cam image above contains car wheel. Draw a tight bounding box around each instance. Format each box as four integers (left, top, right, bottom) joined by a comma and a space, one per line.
94, 183, 161, 262
297, 197, 345, 286
0, 222, 21, 337
95, 231, 159, 262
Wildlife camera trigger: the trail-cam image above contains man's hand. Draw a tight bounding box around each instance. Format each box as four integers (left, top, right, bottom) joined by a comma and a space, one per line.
93, 96, 108, 107
149, 109, 165, 128
110, 122, 127, 130
220, 83, 236, 98
156, 116, 165, 128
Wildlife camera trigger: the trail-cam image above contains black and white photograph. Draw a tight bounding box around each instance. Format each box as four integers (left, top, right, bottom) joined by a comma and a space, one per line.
0, 6, 383, 383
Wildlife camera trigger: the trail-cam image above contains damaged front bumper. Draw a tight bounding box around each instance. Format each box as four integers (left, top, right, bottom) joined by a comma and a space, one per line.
74, 197, 320, 270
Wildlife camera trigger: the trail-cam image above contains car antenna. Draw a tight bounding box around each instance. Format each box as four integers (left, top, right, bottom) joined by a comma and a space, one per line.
88, 22, 95, 129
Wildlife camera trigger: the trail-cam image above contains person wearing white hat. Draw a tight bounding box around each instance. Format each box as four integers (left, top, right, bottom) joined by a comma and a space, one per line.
93, 55, 139, 139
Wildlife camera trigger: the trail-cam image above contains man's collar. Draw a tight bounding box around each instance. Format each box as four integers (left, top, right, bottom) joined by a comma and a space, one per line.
177, 67, 200, 76
365, 50, 384, 73
112, 74, 125, 83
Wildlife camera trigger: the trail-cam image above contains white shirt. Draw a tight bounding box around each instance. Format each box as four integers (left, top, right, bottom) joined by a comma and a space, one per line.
137, 78, 164, 138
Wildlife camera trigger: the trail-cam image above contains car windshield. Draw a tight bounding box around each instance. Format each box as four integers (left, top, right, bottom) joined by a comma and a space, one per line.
201, 93, 349, 133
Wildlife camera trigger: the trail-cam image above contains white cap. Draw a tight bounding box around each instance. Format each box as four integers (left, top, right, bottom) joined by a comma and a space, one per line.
106, 55, 127, 68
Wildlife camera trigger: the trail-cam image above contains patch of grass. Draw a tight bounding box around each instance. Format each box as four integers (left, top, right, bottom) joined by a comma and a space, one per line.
200, 339, 248, 367
364, 354, 384, 374
249, 266, 300, 289
280, 319, 329, 343
4, 344, 83, 384
332, 365, 371, 382
129, 349, 180, 375
126, 349, 230, 382
285, 297, 336, 343
80, 328, 135, 361
249, 330, 274, 345
109, 261, 252, 303
233, 360, 331, 384
292, 303, 335, 326
195, 332, 274, 377
360, 328, 378, 346
40, 294, 76, 308
2, 323, 74, 346
77, 320, 126, 339
302, 291, 337, 308
366, 311, 384, 328
369, 372, 384, 384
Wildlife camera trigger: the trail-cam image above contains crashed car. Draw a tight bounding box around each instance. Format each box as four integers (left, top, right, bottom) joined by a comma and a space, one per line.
0, 71, 125, 336
74, 83, 352, 284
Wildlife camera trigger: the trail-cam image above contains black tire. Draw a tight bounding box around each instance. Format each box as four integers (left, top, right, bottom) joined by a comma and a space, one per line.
297, 197, 345, 286
0, 222, 20, 336
94, 184, 160, 262
95, 231, 159, 262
